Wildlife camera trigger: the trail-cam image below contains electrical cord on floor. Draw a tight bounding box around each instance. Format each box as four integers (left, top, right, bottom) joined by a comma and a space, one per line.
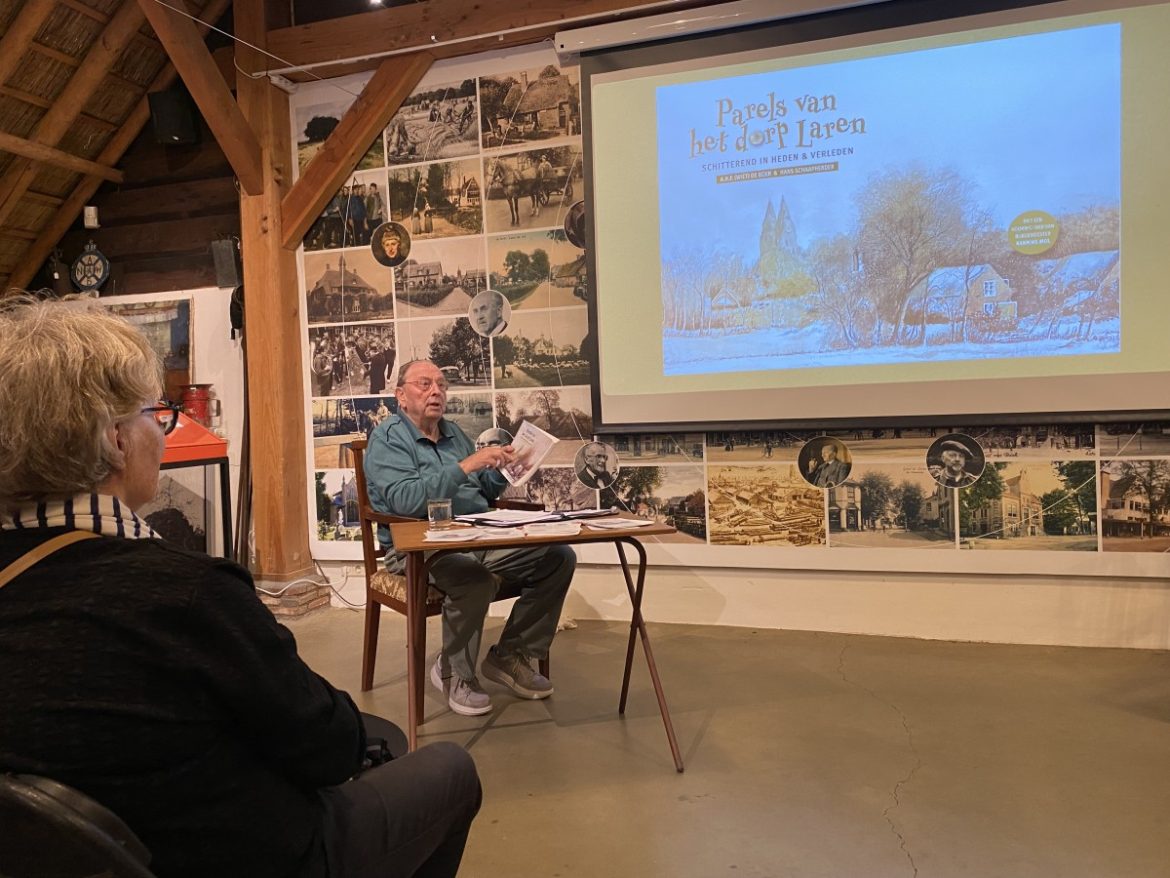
254, 560, 366, 611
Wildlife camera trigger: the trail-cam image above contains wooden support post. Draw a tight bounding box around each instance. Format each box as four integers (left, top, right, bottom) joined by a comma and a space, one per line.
234, 0, 320, 592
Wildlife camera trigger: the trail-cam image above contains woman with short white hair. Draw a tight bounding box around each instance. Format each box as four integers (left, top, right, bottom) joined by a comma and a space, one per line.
0, 294, 480, 878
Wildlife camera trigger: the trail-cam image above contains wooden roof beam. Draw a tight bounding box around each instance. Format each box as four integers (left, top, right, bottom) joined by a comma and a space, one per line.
0, 130, 124, 182
280, 51, 432, 249
0, 0, 146, 228
136, 0, 263, 195
6, 0, 235, 293
266, 0, 694, 73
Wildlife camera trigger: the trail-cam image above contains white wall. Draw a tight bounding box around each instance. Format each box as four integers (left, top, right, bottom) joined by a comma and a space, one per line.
319, 558, 1170, 650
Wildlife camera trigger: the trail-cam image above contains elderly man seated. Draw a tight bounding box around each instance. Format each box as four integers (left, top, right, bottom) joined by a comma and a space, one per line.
363, 359, 576, 717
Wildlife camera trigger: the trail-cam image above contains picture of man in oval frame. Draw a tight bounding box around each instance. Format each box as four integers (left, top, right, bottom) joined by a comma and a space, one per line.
575, 441, 619, 490
469, 289, 510, 338
370, 221, 411, 267
926, 433, 986, 489
799, 436, 852, 489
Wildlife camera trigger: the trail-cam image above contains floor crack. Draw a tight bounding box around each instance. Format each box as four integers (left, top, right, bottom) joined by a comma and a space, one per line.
838, 644, 921, 878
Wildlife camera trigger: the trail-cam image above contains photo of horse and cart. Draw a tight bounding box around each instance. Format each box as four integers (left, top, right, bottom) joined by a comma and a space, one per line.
484, 145, 582, 233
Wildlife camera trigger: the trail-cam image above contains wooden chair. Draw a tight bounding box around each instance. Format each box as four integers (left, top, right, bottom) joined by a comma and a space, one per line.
349, 438, 550, 718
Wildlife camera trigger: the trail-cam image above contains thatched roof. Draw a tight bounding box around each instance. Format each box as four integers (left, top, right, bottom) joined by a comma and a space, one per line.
0, 0, 229, 292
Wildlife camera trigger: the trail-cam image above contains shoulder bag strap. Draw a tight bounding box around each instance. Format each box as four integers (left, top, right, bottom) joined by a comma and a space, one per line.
0, 531, 101, 590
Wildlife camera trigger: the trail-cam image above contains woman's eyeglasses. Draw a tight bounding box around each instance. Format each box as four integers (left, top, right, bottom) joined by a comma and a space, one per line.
141, 402, 183, 435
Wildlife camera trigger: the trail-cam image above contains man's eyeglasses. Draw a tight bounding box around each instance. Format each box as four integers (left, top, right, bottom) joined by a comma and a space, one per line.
142, 402, 182, 435
401, 378, 449, 393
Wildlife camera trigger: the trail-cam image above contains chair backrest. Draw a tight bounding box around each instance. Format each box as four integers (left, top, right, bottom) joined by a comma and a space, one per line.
0, 773, 156, 878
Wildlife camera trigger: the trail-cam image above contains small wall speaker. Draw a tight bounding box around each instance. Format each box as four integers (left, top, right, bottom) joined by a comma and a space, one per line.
211, 238, 240, 289
148, 89, 199, 146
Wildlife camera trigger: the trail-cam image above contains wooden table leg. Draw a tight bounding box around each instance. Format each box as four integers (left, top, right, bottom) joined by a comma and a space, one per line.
405, 550, 423, 752
615, 539, 684, 772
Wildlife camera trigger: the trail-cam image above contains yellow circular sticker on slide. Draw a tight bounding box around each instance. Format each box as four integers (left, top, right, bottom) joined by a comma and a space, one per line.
1008, 210, 1060, 255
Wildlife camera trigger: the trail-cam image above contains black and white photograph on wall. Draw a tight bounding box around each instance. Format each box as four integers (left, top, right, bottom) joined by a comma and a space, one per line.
479, 64, 580, 150
573, 441, 618, 490
443, 392, 495, 439
501, 466, 594, 512
469, 289, 511, 337
387, 158, 484, 239
385, 78, 479, 165
138, 471, 206, 553
370, 221, 411, 267
307, 323, 397, 397
1097, 422, 1170, 457
823, 465, 956, 547
494, 386, 593, 465
295, 98, 384, 172
599, 433, 705, 463
707, 465, 825, 547
475, 427, 512, 449
493, 307, 588, 387
392, 236, 485, 317
1100, 458, 1170, 551
395, 315, 490, 387
488, 229, 585, 309
304, 171, 387, 251
483, 145, 582, 233
304, 249, 394, 324
927, 433, 986, 488
707, 427, 949, 464
600, 465, 708, 543
314, 469, 361, 542
564, 200, 586, 248
799, 437, 853, 489
961, 423, 1096, 458
311, 399, 361, 468
959, 462, 1097, 550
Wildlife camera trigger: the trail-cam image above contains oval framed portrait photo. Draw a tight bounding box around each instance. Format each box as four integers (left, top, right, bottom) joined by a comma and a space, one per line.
370, 221, 411, 267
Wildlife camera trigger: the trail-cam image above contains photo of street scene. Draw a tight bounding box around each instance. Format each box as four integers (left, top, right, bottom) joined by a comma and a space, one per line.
483, 145, 582, 233
501, 466, 594, 512
314, 469, 361, 542
443, 392, 494, 439
959, 461, 1097, 550
479, 64, 580, 150
493, 307, 588, 387
707, 464, 825, 547
493, 387, 592, 466
1100, 458, 1170, 551
1098, 423, 1170, 458
960, 424, 1095, 459
392, 237, 487, 318
487, 229, 585, 310
385, 79, 479, 165
824, 465, 954, 548
303, 249, 394, 324
706, 427, 942, 463
599, 465, 707, 543
387, 158, 484, 239
597, 433, 705, 463
395, 315, 491, 387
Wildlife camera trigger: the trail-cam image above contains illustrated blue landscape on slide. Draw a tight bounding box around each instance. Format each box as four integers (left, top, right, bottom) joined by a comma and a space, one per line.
655, 23, 1121, 376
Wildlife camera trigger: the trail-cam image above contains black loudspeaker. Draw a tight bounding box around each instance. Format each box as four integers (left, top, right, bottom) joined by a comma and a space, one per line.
211, 238, 240, 289
148, 89, 199, 145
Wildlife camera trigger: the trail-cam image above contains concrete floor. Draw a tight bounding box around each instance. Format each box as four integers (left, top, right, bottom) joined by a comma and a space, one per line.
290, 608, 1170, 878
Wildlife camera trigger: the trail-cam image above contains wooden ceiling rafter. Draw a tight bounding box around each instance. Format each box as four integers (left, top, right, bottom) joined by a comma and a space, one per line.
0, 0, 147, 229
0, 85, 121, 133
0, 129, 124, 182
136, 0, 263, 195
280, 50, 434, 249
0, 0, 58, 88
5, 0, 235, 293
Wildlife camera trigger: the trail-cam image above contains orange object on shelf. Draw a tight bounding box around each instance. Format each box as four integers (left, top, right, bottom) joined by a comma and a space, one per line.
162, 411, 228, 465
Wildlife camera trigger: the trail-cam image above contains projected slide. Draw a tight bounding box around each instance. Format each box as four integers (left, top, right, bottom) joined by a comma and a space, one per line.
656, 24, 1121, 377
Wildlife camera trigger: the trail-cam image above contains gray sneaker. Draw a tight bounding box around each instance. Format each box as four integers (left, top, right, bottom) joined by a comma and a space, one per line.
481, 646, 553, 700
430, 657, 492, 716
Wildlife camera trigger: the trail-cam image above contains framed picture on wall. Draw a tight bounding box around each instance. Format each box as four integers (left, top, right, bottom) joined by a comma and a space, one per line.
102, 293, 193, 403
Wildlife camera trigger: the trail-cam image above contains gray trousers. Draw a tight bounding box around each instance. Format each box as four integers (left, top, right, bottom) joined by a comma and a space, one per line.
388, 544, 576, 682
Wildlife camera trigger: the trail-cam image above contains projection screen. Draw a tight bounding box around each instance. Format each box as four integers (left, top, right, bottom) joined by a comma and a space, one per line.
583, 0, 1170, 430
